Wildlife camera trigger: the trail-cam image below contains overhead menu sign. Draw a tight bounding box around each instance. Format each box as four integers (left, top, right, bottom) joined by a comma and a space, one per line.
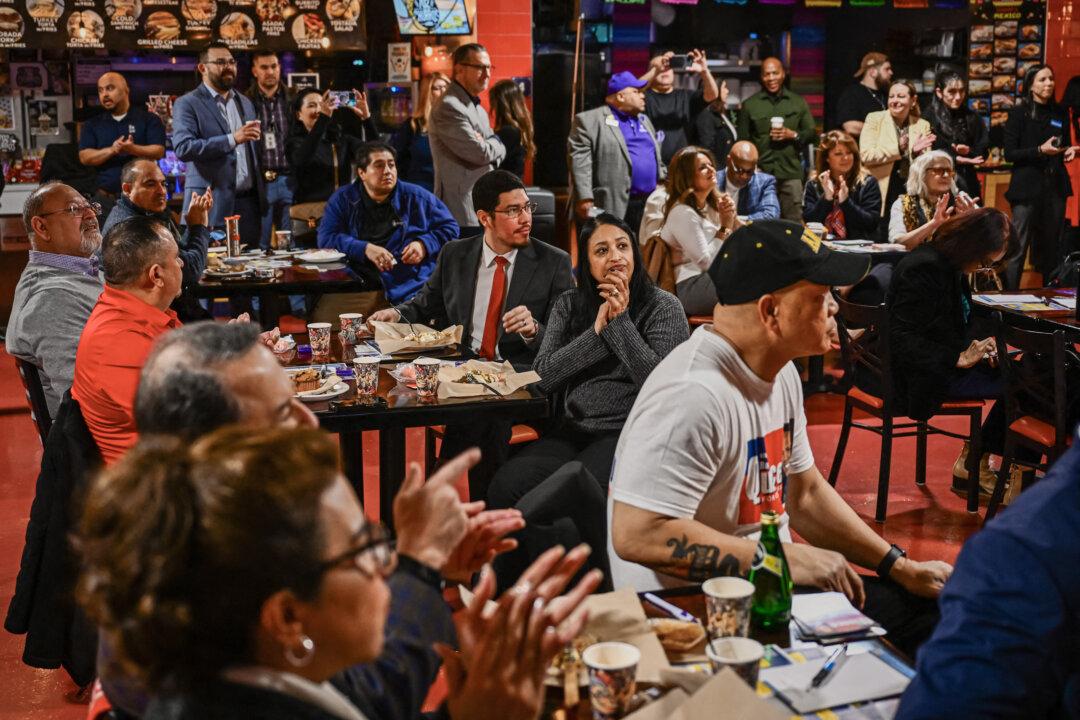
0, 0, 366, 50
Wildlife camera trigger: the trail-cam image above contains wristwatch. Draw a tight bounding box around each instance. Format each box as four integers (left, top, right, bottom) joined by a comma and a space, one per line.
875, 544, 907, 579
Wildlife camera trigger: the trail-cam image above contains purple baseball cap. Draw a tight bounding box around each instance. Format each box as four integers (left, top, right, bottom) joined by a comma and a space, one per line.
607, 71, 648, 96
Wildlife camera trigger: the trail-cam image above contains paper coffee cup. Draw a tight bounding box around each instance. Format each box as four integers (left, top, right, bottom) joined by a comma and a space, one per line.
770, 116, 784, 129
583, 642, 641, 720
706, 637, 764, 688
413, 356, 441, 399
702, 577, 755, 638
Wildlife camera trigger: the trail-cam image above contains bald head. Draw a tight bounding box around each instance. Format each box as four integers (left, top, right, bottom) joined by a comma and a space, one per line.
97, 71, 130, 115
761, 57, 785, 95
726, 141, 759, 189
730, 141, 758, 164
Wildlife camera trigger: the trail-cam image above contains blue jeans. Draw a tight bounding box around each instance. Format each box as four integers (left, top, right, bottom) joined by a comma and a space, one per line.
260, 175, 294, 249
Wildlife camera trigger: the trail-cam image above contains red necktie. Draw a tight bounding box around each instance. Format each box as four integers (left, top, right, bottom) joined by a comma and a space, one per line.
826, 202, 847, 239
479, 256, 509, 360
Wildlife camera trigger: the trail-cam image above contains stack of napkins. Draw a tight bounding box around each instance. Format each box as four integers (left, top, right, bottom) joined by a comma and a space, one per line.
791, 592, 885, 644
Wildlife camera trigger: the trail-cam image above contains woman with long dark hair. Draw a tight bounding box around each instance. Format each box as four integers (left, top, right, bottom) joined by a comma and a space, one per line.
490, 79, 536, 179
1003, 64, 1080, 287
486, 214, 689, 510
887, 208, 1016, 495
391, 72, 450, 191
924, 69, 989, 195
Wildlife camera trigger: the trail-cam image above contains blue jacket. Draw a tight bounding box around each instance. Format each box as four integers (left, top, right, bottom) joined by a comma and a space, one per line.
716, 169, 780, 221
896, 436, 1080, 720
171, 84, 265, 227
318, 179, 459, 304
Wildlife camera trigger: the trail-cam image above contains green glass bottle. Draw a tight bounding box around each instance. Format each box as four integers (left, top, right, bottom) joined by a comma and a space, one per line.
748, 510, 793, 630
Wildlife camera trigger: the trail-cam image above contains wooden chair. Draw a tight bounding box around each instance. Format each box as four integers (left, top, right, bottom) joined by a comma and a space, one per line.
828, 296, 987, 522
986, 315, 1073, 522
687, 315, 711, 327
13, 357, 52, 445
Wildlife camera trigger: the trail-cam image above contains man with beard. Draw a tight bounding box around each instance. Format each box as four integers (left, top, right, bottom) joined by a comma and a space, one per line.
7, 182, 105, 418
78, 72, 166, 206
737, 58, 817, 222
172, 42, 266, 245
72, 215, 185, 464
102, 159, 213, 320
835, 53, 893, 140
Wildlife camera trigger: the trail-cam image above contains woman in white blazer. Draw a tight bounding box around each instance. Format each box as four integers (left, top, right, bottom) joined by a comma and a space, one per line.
859, 80, 936, 219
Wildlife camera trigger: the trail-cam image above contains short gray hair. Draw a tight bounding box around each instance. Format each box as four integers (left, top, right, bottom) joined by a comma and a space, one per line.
22, 181, 67, 240
906, 150, 958, 199
135, 322, 263, 440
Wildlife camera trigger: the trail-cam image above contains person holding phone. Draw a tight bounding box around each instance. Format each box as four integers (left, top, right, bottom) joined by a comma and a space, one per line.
1003, 64, 1080, 288
641, 50, 719, 165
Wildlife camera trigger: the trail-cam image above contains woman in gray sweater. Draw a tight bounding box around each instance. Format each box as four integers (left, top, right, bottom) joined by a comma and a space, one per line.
486, 214, 689, 509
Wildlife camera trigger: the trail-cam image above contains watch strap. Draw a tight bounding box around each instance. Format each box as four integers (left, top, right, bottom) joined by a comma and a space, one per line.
875, 544, 907, 579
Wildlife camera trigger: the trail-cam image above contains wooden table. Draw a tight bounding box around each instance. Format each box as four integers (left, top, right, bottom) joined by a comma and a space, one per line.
196, 258, 371, 329
280, 335, 550, 527
971, 287, 1080, 337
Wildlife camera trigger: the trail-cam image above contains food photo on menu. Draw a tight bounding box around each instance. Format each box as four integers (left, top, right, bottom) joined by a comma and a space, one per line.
28, 0, 63, 20
106, 0, 142, 20
68, 10, 106, 42
256, 0, 293, 22
0, 8, 24, 37
144, 11, 181, 42
969, 24, 993, 43
219, 12, 257, 41
327, 0, 362, 22
181, 0, 217, 23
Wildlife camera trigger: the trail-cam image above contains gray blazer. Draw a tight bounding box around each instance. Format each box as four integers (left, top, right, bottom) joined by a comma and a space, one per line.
429, 82, 506, 228
568, 104, 664, 220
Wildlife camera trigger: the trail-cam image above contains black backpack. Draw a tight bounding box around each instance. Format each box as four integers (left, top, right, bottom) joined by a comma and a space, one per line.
1047, 251, 1080, 288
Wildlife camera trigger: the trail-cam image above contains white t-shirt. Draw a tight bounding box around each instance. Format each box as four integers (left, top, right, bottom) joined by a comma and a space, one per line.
607, 326, 815, 592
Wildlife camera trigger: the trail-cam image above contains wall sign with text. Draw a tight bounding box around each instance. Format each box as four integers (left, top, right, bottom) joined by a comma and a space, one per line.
0, 0, 366, 51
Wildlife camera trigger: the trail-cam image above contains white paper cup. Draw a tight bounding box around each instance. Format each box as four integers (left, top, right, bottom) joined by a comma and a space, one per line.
307, 322, 332, 356
706, 636, 764, 688
770, 115, 784, 129
413, 356, 441, 399
582, 642, 640, 720
339, 313, 365, 345
702, 577, 755, 638
353, 356, 380, 396
273, 230, 292, 250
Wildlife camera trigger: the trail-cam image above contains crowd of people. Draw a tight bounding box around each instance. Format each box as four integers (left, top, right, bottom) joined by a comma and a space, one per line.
5, 37, 1080, 720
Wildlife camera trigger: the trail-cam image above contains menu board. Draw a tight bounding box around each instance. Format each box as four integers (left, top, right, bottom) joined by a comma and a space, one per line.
0, 0, 365, 51
967, 0, 1045, 128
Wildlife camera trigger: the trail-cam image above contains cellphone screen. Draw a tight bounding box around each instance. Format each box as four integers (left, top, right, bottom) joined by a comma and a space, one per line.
330, 91, 354, 108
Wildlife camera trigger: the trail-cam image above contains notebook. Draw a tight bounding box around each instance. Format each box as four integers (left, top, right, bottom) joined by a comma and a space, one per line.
761, 651, 911, 713
791, 592, 884, 643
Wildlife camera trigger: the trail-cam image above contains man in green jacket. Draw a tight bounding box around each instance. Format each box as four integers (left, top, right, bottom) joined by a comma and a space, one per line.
737, 57, 817, 222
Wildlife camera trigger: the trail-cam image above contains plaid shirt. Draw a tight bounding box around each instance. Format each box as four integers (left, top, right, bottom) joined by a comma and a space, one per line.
250, 85, 290, 173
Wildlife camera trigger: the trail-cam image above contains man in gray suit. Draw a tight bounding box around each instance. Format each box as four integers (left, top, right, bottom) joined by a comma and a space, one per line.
172, 43, 265, 245
569, 71, 664, 235
429, 43, 505, 237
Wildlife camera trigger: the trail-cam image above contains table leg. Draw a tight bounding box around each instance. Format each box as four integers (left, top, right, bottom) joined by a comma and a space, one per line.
379, 425, 407, 530
258, 291, 280, 330
338, 430, 364, 499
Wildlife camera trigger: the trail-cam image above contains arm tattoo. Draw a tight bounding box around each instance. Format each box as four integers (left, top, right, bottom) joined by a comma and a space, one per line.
666, 535, 740, 581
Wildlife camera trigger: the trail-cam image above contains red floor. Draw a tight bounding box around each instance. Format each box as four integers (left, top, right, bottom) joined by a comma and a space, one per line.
0, 346, 980, 718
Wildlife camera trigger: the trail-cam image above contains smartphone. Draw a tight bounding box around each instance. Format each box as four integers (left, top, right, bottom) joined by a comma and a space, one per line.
1050, 136, 1062, 149
669, 54, 689, 70
329, 90, 355, 108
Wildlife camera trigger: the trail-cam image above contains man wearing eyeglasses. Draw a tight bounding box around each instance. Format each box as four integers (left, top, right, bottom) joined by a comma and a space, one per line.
370, 170, 574, 498
172, 42, 266, 247
716, 140, 781, 221
7, 182, 105, 419
429, 43, 506, 236
314, 141, 458, 323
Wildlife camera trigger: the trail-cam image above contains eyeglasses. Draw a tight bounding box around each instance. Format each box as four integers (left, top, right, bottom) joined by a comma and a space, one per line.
318, 522, 397, 579
729, 164, 755, 176
927, 167, 955, 178
37, 201, 102, 219
205, 59, 238, 67
492, 202, 538, 219
459, 62, 494, 75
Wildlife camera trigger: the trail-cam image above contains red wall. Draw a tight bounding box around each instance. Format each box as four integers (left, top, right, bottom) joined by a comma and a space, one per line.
475, 0, 533, 93
1046, 0, 1080, 89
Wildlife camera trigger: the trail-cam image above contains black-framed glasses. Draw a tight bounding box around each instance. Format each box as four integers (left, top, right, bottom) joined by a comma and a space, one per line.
729, 163, 755, 176
492, 202, 538, 219
459, 62, 494, 74
37, 201, 102, 219
318, 522, 396, 578
205, 59, 238, 67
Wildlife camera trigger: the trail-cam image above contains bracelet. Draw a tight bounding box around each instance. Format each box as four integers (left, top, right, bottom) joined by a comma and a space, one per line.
396, 554, 444, 590
875, 544, 907, 579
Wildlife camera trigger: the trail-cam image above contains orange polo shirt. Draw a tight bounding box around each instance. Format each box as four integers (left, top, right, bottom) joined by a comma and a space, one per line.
72, 285, 182, 464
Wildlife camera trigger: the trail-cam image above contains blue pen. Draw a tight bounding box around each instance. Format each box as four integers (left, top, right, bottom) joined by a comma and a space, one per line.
807, 643, 849, 690
642, 592, 698, 623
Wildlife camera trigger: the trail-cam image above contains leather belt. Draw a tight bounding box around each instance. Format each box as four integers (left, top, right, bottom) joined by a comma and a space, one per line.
264, 170, 289, 182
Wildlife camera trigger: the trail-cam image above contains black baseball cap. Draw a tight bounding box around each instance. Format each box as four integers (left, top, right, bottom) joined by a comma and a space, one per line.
709, 220, 870, 305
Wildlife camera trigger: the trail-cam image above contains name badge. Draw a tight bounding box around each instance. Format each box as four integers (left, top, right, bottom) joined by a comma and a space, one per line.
264, 131, 277, 150
605, 115, 620, 127
128, 124, 136, 135
1050, 118, 1063, 129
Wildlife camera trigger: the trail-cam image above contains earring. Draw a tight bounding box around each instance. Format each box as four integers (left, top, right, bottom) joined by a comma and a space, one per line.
284, 634, 315, 667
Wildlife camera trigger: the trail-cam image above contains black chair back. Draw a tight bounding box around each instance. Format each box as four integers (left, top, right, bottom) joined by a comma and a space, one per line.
13, 357, 52, 445
834, 295, 895, 408
993, 313, 1071, 460
526, 186, 556, 247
